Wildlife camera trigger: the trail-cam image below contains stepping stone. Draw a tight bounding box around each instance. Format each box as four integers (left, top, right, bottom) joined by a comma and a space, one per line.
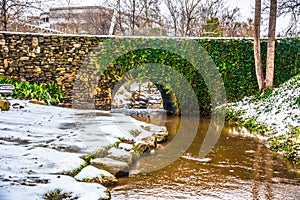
91, 157, 129, 178
135, 136, 157, 153
118, 142, 134, 151
75, 165, 118, 186
153, 130, 169, 143
106, 147, 133, 165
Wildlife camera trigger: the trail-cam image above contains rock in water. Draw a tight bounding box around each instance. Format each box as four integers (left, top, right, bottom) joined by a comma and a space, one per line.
75, 165, 118, 186
106, 147, 133, 165
91, 157, 129, 178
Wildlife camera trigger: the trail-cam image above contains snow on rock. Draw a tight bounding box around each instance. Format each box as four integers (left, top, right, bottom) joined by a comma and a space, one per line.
106, 147, 134, 164
91, 157, 129, 177
25, 147, 85, 174
75, 165, 118, 186
118, 142, 134, 151
0, 175, 110, 200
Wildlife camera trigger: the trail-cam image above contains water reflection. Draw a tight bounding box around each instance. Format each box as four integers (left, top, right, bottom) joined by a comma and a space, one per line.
110, 116, 300, 199
252, 144, 274, 200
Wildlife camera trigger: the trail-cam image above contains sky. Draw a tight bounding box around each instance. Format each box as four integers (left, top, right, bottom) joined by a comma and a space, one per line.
45, 0, 288, 35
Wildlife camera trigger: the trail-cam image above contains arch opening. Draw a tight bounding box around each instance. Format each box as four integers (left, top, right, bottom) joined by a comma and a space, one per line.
111, 80, 179, 115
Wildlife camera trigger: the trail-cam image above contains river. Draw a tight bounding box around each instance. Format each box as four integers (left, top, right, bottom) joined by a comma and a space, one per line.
110, 115, 300, 199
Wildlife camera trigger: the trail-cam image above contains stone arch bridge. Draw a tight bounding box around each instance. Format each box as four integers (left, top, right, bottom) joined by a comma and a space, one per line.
0, 32, 300, 114
0, 32, 227, 115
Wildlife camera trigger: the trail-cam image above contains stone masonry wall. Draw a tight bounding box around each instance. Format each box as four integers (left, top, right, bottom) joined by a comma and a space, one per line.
0, 32, 113, 109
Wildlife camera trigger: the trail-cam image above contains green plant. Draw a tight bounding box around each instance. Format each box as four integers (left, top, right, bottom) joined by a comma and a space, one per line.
65, 162, 88, 177
113, 140, 121, 148
97, 38, 300, 116
0, 77, 65, 105
129, 129, 141, 137
252, 88, 274, 101
118, 89, 125, 95
269, 135, 300, 164
290, 126, 300, 141
44, 189, 73, 200
141, 125, 151, 131
224, 108, 269, 133
296, 96, 300, 107
81, 154, 94, 164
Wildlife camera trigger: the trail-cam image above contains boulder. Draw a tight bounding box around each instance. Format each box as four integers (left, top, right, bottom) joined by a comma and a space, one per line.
106, 147, 133, 165
91, 158, 129, 178
0, 100, 10, 111
134, 136, 157, 153
75, 165, 117, 186
153, 130, 169, 143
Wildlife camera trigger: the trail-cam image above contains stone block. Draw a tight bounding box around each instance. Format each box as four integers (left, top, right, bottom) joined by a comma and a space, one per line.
91, 157, 129, 178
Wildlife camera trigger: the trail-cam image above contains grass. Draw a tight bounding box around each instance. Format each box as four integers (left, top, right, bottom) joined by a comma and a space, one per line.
44, 189, 75, 200
129, 129, 141, 137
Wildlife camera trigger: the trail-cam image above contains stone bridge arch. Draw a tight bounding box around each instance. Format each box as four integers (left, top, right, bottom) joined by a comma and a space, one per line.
88, 42, 211, 116
110, 79, 178, 114
0, 33, 224, 116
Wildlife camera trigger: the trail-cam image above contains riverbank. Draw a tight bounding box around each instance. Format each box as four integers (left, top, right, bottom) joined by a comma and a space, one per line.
0, 100, 168, 200
221, 74, 300, 164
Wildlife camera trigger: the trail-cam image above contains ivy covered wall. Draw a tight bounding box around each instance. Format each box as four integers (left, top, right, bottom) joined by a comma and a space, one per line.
0, 32, 299, 114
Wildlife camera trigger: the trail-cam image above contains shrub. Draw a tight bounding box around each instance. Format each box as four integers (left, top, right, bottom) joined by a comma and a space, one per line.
0, 76, 65, 105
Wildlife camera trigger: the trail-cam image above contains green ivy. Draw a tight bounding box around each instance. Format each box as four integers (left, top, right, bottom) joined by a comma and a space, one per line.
296, 96, 300, 107
269, 131, 300, 165
96, 37, 300, 115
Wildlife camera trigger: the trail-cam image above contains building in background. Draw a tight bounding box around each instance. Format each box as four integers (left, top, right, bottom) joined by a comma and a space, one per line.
27, 5, 162, 35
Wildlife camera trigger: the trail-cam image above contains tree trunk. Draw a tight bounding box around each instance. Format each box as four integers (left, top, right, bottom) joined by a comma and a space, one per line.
266, 0, 277, 88
145, 0, 149, 35
254, 0, 264, 91
1, 0, 7, 31
132, 0, 136, 35
109, 0, 120, 35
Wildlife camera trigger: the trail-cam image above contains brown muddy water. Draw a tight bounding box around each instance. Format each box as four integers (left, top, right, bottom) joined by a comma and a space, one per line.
110, 116, 300, 200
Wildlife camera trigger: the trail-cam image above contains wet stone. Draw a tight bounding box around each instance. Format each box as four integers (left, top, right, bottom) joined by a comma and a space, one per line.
91, 157, 129, 178
154, 130, 169, 143
134, 136, 157, 154
106, 147, 133, 165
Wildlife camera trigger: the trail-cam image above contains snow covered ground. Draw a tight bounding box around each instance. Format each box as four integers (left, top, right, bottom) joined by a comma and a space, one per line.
0, 99, 164, 200
227, 74, 300, 138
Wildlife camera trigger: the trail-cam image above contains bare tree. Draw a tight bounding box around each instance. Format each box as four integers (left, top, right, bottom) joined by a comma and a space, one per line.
139, 0, 161, 35
220, 7, 243, 36
278, 0, 300, 36
164, 0, 202, 36
105, 0, 162, 35
123, 0, 138, 35
0, 0, 42, 31
263, 0, 300, 36
82, 6, 112, 35
164, 0, 180, 36
254, 0, 264, 91
105, 0, 139, 35
55, 0, 76, 33
181, 0, 202, 36
198, 0, 226, 22
265, 0, 277, 88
